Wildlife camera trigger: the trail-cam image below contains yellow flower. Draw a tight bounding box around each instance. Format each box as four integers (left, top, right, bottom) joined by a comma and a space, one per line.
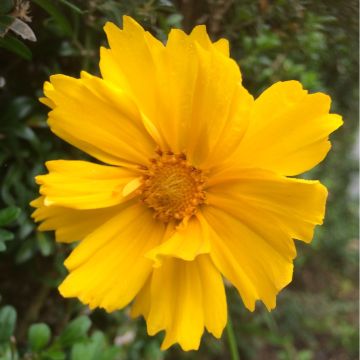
31, 16, 342, 351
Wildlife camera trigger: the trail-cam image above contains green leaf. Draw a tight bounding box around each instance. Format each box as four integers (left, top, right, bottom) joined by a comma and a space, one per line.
70, 331, 119, 360
28, 323, 51, 351
15, 238, 36, 264
101, 347, 121, 360
1, 96, 36, 123
0, 34, 32, 60
57, 0, 84, 14
37, 232, 54, 256
59, 316, 91, 347
14, 126, 42, 154
0, 15, 14, 34
0, 229, 14, 242
42, 348, 66, 360
0, 207, 20, 227
71, 343, 95, 360
144, 340, 165, 360
15, 237, 37, 264
0, 228, 14, 251
0, 306, 17, 343
0, 342, 17, 360
0, 0, 14, 15
166, 14, 183, 27
32, 0, 72, 36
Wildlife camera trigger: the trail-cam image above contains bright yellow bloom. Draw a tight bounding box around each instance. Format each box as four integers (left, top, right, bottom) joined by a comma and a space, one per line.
31, 16, 342, 350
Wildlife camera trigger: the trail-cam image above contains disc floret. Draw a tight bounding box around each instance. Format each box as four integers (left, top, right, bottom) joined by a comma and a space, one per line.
139, 150, 206, 222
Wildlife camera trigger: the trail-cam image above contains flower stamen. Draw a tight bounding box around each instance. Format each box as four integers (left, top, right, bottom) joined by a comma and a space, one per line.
139, 151, 206, 223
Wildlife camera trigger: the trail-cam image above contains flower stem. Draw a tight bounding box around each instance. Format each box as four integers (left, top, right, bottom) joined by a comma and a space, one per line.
226, 311, 240, 360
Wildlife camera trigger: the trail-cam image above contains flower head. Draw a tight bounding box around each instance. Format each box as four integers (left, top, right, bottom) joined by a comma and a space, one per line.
31, 16, 343, 350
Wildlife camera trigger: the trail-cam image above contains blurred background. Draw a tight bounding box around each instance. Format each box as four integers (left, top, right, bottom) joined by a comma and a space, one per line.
0, 0, 358, 359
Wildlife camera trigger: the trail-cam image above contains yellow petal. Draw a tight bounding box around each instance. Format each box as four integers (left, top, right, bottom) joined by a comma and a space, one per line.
36, 160, 138, 210
199, 83, 253, 168
145, 213, 210, 267
190, 25, 230, 57
100, 17, 169, 150
39, 95, 55, 109
158, 30, 251, 166
147, 257, 204, 350
59, 203, 165, 312
234, 81, 343, 176
130, 276, 152, 319
100, 17, 252, 167
189, 25, 212, 49
208, 167, 328, 243
203, 205, 293, 311
134, 255, 226, 351
122, 177, 142, 197
213, 38, 230, 56
43, 72, 156, 167
203, 168, 328, 310
31, 196, 125, 243
197, 254, 227, 338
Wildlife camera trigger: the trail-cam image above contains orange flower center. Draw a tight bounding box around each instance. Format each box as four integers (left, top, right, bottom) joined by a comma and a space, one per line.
139, 150, 206, 223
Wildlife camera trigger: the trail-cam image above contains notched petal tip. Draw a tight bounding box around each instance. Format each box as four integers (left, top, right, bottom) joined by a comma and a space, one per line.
329, 113, 344, 129
103, 16, 144, 39
58, 278, 73, 298
122, 15, 144, 30
213, 38, 230, 56
34, 174, 45, 185
189, 23, 230, 57
313, 181, 328, 225
43, 80, 54, 92
161, 335, 201, 352
103, 20, 117, 34
190, 24, 212, 47
48, 73, 71, 84
39, 97, 54, 109
44, 159, 58, 171
237, 79, 343, 175
80, 71, 93, 80
29, 197, 43, 208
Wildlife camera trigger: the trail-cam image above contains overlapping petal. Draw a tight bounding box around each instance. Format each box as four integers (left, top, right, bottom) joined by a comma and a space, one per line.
189, 25, 230, 56
161, 30, 252, 166
203, 206, 294, 311
232, 81, 343, 175
145, 213, 210, 266
36, 160, 139, 209
101, 16, 253, 167
100, 17, 166, 148
207, 167, 327, 243
131, 255, 227, 350
31, 196, 126, 243
59, 203, 166, 311
42, 72, 156, 167
203, 167, 327, 310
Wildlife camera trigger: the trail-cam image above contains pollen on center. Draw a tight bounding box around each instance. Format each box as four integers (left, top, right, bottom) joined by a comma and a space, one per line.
139, 149, 207, 223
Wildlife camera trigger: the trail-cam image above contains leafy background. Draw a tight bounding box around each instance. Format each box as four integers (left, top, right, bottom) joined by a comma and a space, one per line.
0, 0, 358, 359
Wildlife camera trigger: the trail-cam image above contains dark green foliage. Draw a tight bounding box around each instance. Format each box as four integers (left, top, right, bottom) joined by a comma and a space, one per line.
0, 206, 20, 251
59, 316, 92, 347
0, 306, 121, 360
0, 1, 358, 359
28, 323, 51, 351
0, 305, 17, 343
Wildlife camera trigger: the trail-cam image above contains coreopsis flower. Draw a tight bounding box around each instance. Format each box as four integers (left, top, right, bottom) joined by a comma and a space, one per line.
31, 16, 342, 350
